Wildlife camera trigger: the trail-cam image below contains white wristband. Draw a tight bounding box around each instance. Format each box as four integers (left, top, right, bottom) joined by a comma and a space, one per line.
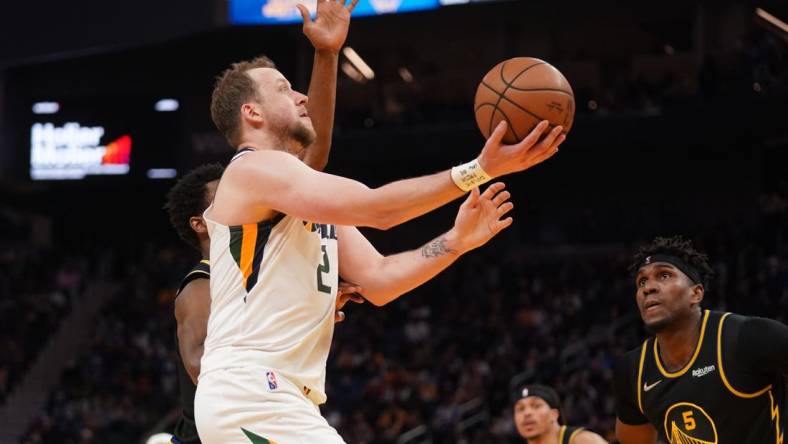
450, 159, 492, 192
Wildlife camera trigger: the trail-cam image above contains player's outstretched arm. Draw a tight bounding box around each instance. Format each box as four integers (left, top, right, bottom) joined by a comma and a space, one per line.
174, 278, 211, 384
215, 121, 563, 228
335, 182, 513, 306
297, 0, 358, 171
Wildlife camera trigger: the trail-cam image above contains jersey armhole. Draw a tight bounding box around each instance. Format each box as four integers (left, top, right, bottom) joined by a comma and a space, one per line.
176, 270, 210, 296
568, 427, 585, 443
717, 312, 772, 398
636, 339, 649, 414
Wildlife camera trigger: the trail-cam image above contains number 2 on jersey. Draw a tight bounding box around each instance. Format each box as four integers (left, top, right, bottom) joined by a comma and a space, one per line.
316, 245, 331, 294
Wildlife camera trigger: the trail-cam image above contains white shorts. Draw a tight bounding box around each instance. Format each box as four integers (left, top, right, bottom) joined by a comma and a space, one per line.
194, 367, 345, 444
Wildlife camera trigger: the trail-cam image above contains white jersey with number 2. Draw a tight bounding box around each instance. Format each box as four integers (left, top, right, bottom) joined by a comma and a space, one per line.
200, 149, 339, 404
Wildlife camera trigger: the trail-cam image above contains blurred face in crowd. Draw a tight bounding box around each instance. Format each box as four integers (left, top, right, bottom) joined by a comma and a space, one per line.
243, 67, 315, 158
634, 262, 703, 333
514, 396, 559, 439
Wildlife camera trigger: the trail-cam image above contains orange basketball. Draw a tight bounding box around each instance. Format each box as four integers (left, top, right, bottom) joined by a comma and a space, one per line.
474, 57, 575, 144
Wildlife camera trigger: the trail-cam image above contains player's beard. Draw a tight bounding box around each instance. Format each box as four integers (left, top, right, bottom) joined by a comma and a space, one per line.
270, 118, 316, 159
276, 119, 316, 158
291, 119, 316, 150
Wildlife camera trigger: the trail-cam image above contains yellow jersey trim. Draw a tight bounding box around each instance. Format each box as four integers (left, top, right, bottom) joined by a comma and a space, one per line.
637, 339, 648, 414
717, 312, 772, 398
768, 390, 785, 444
558, 426, 566, 443
568, 427, 585, 443
184, 270, 209, 279
200, 259, 210, 265
654, 310, 710, 378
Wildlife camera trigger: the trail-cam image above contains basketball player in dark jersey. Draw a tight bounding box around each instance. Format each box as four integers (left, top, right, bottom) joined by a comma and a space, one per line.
162, 3, 364, 441
613, 236, 788, 444
164, 163, 220, 444
514, 384, 607, 444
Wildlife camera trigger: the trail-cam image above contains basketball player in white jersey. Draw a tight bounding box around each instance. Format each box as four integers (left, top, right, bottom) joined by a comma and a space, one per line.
164, 4, 363, 437
194, 1, 567, 443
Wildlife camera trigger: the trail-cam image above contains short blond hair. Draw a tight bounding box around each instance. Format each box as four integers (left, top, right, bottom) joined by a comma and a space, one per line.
210, 56, 276, 146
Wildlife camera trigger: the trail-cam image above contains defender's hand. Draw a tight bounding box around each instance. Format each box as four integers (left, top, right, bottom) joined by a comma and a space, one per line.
478, 120, 565, 179
448, 182, 514, 254
335, 281, 364, 323
297, 0, 359, 54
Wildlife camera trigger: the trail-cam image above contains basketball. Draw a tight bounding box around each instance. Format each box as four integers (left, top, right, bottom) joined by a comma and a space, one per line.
474, 57, 575, 144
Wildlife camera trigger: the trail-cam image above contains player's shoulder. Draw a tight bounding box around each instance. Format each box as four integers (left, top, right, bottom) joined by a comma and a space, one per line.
174, 261, 211, 320
176, 260, 210, 296
570, 428, 607, 444
223, 149, 305, 189
615, 341, 649, 374
718, 310, 761, 325
187, 259, 210, 278
192, 259, 210, 274
228, 148, 298, 169
720, 310, 786, 341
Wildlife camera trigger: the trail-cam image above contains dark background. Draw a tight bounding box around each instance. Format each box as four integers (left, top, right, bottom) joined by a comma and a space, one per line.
2, 0, 787, 251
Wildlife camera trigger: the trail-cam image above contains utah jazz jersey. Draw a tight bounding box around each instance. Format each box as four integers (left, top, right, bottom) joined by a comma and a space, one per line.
172, 260, 210, 444
201, 159, 339, 404
615, 310, 786, 443
558, 425, 584, 444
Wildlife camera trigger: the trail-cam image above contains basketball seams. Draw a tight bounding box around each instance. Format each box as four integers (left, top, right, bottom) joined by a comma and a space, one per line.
478, 81, 532, 140
492, 61, 546, 141
480, 80, 546, 126
499, 61, 547, 88
487, 61, 510, 138
476, 58, 573, 140
503, 63, 573, 96
505, 87, 574, 96
501, 95, 544, 121
499, 109, 521, 141
474, 102, 495, 112
480, 81, 574, 97
474, 103, 496, 138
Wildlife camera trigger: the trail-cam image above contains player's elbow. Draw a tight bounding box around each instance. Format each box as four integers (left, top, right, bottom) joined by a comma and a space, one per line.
368, 204, 400, 230
367, 298, 391, 307
185, 359, 201, 384
358, 188, 402, 230
365, 294, 393, 307
371, 213, 397, 231
346, 206, 396, 230
185, 347, 204, 383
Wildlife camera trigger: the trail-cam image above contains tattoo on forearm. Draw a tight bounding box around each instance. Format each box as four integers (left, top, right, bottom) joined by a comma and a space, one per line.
421, 237, 456, 258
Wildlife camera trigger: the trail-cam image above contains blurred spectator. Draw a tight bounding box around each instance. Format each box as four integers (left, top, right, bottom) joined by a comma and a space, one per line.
0, 247, 86, 403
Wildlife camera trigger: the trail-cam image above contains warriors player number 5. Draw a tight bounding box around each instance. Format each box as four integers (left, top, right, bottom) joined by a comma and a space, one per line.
682, 411, 695, 431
